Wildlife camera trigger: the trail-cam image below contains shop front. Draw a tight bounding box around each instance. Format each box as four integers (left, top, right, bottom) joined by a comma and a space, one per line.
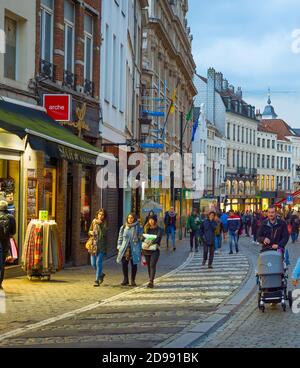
0, 99, 107, 275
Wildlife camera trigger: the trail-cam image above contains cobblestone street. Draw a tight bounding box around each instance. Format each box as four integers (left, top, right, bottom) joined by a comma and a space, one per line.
193, 240, 300, 348
0, 238, 250, 348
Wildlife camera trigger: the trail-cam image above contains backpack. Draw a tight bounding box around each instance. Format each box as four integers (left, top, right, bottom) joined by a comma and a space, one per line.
0, 214, 10, 241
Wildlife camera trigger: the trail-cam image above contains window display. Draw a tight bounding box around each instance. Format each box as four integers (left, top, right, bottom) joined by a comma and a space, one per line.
80, 167, 92, 239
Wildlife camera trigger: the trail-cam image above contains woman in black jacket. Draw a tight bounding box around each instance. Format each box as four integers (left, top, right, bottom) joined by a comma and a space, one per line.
142, 215, 163, 288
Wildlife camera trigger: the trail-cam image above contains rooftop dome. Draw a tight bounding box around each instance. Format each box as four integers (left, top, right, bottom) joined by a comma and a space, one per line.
262, 89, 278, 119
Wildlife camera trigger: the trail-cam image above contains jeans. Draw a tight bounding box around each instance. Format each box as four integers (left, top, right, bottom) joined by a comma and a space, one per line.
122, 257, 137, 283
0, 242, 6, 286
203, 243, 215, 266
91, 252, 105, 281
166, 226, 176, 248
190, 231, 199, 251
229, 232, 239, 252
215, 235, 222, 251
252, 230, 257, 242
291, 232, 299, 243
144, 250, 160, 283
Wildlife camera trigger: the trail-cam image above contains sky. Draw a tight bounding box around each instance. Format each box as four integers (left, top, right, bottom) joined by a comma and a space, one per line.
188, 0, 300, 127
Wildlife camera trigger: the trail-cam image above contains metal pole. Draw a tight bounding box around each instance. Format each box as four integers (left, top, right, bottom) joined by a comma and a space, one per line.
179, 111, 184, 240
212, 160, 216, 197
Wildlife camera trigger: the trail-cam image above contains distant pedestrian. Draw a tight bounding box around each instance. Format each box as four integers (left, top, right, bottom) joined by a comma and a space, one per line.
117, 213, 142, 287
88, 209, 108, 287
242, 211, 252, 237
0, 200, 16, 290
164, 207, 177, 251
214, 215, 222, 254
200, 212, 217, 269
290, 211, 300, 243
251, 212, 260, 244
142, 214, 163, 288
187, 208, 202, 252
220, 211, 228, 241
228, 210, 241, 254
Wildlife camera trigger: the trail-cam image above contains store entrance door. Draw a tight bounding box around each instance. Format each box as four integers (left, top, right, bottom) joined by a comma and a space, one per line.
65, 164, 73, 263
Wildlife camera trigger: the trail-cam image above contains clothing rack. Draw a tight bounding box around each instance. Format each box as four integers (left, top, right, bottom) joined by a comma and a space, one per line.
21, 220, 63, 280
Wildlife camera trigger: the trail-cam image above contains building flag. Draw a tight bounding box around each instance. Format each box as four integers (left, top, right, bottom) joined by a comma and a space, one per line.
191, 118, 199, 142
186, 104, 193, 122
169, 88, 177, 114
200, 103, 207, 131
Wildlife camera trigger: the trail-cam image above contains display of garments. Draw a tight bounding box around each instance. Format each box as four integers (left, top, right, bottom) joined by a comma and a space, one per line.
21, 220, 63, 275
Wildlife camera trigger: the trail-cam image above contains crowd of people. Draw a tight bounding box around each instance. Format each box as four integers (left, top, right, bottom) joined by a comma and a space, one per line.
1, 200, 300, 291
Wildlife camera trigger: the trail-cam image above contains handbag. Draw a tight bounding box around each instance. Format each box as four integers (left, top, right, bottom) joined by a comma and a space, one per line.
85, 237, 97, 255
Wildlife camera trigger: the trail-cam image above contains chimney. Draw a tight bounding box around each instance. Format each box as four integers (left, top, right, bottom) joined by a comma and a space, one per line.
229, 84, 235, 94
222, 79, 229, 90
207, 68, 216, 123
215, 72, 223, 91
236, 87, 243, 99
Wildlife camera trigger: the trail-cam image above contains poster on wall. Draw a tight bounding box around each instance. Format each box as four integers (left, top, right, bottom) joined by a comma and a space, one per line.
27, 170, 38, 223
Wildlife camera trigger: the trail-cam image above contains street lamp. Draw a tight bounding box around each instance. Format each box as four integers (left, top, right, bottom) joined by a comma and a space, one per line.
139, 117, 152, 136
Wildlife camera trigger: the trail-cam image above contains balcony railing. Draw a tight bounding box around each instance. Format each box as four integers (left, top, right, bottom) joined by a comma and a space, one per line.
40, 59, 56, 82
63, 70, 76, 90
84, 79, 94, 97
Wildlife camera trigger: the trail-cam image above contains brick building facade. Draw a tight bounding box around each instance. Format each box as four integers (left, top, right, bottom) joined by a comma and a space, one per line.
34, 0, 103, 266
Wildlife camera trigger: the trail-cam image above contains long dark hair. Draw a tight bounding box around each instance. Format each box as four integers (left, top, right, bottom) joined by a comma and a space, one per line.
126, 213, 138, 224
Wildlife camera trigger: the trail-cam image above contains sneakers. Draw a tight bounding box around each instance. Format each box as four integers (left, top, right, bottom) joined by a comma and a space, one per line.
121, 280, 129, 286
99, 273, 106, 285
147, 282, 154, 289
94, 280, 100, 287
131, 281, 137, 287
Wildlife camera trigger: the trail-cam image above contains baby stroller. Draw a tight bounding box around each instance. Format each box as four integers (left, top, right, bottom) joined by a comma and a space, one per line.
257, 248, 293, 313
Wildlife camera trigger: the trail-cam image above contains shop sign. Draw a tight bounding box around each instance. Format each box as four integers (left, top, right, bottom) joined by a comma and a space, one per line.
43, 94, 72, 122
60, 102, 90, 136
286, 195, 294, 205
39, 211, 49, 221
58, 145, 96, 166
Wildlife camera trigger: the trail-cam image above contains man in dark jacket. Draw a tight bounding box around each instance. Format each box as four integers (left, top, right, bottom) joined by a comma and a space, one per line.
0, 200, 16, 290
257, 206, 289, 252
164, 207, 177, 251
187, 208, 202, 252
200, 212, 217, 269
227, 210, 241, 254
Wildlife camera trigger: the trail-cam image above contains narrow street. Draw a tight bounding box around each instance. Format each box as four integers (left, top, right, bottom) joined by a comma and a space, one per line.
0, 239, 250, 348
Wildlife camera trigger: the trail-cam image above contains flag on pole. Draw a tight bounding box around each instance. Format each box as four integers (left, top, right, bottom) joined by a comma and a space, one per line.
169, 89, 177, 114
191, 118, 199, 142
186, 104, 193, 122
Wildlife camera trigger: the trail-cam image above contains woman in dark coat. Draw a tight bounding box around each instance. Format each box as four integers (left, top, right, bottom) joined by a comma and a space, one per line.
142, 215, 163, 288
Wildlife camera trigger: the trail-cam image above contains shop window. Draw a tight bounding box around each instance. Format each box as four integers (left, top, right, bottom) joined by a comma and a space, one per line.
0, 159, 20, 264
43, 168, 56, 219
81, 167, 92, 239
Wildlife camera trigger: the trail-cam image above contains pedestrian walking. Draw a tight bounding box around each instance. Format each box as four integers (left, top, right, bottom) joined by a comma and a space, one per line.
0, 200, 16, 290
251, 212, 260, 244
187, 208, 202, 252
228, 210, 241, 254
164, 207, 177, 251
88, 209, 108, 287
143, 210, 155, 227
242, 211, 251, 237
292, 257, 300, 287
220, 211, 228, 241
117, 213, 142, 287
142, 214, 163, 288
290, 211, 300, 243
200, 212, 217, 269
257, 206, 289, 253
214, 215, 222, 254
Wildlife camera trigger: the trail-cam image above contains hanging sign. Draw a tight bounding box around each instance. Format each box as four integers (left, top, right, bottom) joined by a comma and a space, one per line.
43, 94, 72, 122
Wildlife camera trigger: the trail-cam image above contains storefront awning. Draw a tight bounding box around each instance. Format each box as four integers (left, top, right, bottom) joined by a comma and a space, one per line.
0, 99, 115, 165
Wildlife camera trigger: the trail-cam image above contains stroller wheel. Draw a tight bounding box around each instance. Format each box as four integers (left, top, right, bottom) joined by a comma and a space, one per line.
288, 291, 293, 308
282, 303, 287, 312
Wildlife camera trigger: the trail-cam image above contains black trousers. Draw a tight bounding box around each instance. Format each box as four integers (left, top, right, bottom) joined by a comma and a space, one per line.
190, 231, 199, 250
122, 257, 137, 283
0, 242, 6, 286
203, 243, 215, 266
144, 251, 160, 283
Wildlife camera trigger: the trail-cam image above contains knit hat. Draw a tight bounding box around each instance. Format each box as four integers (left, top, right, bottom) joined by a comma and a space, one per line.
148, 214, 158, 223
0, 200, 8, 211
